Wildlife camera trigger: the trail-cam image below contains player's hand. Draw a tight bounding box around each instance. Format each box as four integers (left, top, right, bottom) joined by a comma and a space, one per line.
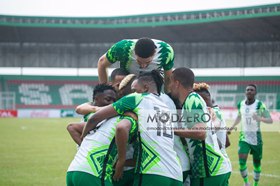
123, 111, 138, 123
113, 159, 125, 181
227, 130, 231, 135
252, 113, 261, 121
208, 107, 217, 121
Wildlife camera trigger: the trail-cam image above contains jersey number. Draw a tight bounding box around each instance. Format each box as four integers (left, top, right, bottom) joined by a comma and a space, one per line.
154, 107, 173, 139
246, 117, 251, 125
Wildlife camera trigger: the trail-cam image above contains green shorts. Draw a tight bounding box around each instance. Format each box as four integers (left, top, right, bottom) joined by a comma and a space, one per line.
66, 171, 113, 186
238, 141, 263, 160
191, 172, 230, 186
112, 169, 135, 186
183, 170, 190, 183
133, 174, 182, 186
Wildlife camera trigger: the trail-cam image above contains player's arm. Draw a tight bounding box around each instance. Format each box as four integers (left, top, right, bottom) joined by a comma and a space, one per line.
225, 133, 230, 148
97, 54, 112, 84
213, 117, 221, 131
75, 102, 101, 115
174, 122, 206, 141
252, 113, 273, 124
164, 68, 172, 93
81, 105, 119, 139
113, 118, 132, 181
67, 122, 86, 146
227, 115, 241, 134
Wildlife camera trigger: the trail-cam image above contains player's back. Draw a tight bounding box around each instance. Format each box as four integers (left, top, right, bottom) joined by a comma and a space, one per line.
133, 93, 183, 181
68, 116, 137, 182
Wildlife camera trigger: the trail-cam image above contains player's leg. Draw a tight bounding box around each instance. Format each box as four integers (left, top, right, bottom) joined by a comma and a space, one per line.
190, 173, 229, 186
251, 144, 263, 186
238, 141, 251, 185
66, 172, 74, 186
69, 171, 113, 186
182, 170, 190, 184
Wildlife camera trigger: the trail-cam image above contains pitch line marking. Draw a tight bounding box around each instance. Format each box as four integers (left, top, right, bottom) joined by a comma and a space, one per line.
232, 171, 280, 178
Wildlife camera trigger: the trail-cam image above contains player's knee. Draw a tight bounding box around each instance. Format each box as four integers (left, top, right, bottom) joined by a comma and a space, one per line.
253, 160, 261, 168
239, 158, 247, 166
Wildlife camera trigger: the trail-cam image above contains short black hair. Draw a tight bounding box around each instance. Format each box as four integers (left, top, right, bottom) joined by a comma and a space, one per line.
93, 83, 116, 101
172, 67, 194, 89
247, 84, 257, 91
135, 37, 155, 58
110, 68, 129, 83
137, 69, 164, 95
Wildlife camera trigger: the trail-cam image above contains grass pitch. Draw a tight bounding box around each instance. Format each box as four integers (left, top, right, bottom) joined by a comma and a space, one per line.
0, 118, 279, 186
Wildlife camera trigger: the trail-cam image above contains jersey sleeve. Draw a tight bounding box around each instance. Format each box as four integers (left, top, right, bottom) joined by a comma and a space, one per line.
258, 102, 271, 118
111, 92, 147, 115
106, 40, 134, 64
183, 94, 206, 128
157, 42, 174, 71
213, 107, 223, 121
237, 101, 242, 117
119, 116, 138, 143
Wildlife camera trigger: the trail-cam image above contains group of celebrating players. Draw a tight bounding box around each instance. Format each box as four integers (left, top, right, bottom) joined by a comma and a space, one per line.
65, 38, 273, 186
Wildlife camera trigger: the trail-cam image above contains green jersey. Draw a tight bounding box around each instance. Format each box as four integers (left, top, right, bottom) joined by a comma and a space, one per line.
238, 99, 271, 145
213, 106, 231, 171
182, 92, 231, 179
112, 93, 183, 182
67, 116, 137, 183
106, 39, 174, 75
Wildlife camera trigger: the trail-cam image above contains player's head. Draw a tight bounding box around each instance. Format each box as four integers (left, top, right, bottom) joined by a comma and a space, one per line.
131, 69, 164, 95
110, 68, 129, 99
134, 37, 156, 68
93, 83, 116, 107
246, 84, 257, 100
193, 83, 212, 106
169, 67, 194, 99
119, 74, 137, 98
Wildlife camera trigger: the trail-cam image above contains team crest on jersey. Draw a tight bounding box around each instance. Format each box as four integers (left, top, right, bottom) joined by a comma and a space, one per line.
245, 108, 250, 113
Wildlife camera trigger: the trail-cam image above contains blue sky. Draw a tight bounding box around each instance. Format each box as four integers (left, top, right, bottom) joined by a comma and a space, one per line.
0, 0, 279, 17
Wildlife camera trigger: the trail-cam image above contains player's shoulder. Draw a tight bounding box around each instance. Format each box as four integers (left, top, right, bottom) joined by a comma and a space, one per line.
153, 39, 173, 49
213, 106, 223, 121
119, 92, 150, 103
255, 99, 267, 109
159, 93, 176, 110
237, 100, 245, 107
184, 92, 204, 109
110, 39, 135, 50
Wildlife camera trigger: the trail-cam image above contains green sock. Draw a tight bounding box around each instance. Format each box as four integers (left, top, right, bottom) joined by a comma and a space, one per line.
253, 161, 261, 186
239, 159, 248, 183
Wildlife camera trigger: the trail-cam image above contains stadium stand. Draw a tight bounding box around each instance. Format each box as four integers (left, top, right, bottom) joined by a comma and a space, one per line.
0, 75, 279, 110
1, 4, 280, 68
0, 3, 279, 110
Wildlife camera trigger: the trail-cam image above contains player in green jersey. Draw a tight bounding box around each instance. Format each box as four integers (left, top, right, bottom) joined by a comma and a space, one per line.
168, 67, 231, 186
82, 70, 183, 186
97, 37, 174, 93
228, 84, 273, 186
67, 68, 128, 146
112, 74, 138, 186
75, 68, 129, 116
193, 82, 232, 186
67, 83, 116, 146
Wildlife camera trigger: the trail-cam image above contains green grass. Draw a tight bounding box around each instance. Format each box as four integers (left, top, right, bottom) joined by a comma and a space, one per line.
0, 118, 279, 186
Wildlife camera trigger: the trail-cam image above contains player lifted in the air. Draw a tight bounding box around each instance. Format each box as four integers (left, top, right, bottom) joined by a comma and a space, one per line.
97, 37, 174, 93
228, 84, 273, 186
